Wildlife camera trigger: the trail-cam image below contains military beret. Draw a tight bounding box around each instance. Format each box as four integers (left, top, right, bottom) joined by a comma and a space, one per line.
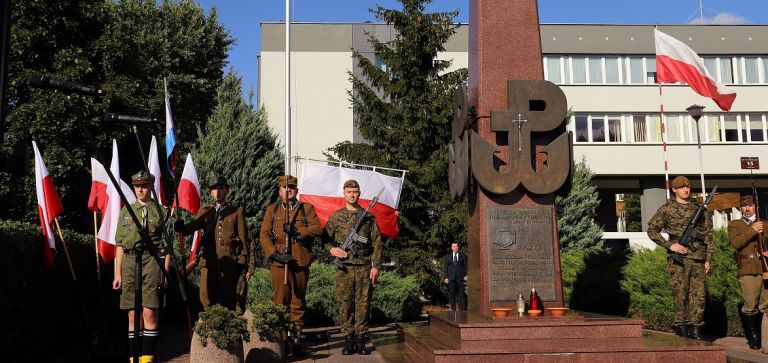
131, 171, 154, 185
740, 195, 756, 207
208, 175, 229, 188
276, 175, 298, 186
671, 176, 690, 189
343, 179, 360, 189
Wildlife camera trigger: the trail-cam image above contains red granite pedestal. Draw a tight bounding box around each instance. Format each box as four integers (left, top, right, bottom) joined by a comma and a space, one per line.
397, 311, 726, 362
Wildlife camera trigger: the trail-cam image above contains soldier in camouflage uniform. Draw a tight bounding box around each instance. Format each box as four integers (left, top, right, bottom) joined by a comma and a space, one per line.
647, 176, 713, 340
113, 171, 171, 363
324, 179, 382, 355
728, 195, 768, 352
174, 175, 254, 314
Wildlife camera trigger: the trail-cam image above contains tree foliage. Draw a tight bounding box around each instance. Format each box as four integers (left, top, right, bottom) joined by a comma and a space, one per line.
326, 0, 467, 285
555, 158, 604, 251
2, 0, 231, 232
192, 70, 283, 233
623, 193, 642, 232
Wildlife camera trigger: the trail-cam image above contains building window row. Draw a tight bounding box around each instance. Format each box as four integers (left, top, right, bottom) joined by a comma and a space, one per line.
572, 113, 768, 144
544, 55, 768, 85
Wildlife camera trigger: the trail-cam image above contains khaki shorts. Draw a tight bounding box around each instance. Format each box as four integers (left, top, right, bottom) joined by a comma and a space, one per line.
120, 252, 162, 310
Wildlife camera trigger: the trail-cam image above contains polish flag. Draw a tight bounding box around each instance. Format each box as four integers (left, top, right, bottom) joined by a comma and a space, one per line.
176, 153, 202, 263
96, 140, 131, 262
655, 28, 737, 111
298, 163, 404, 238
88, 158, 135, 213
33, 141, 64, 267
148, 136, 165, 205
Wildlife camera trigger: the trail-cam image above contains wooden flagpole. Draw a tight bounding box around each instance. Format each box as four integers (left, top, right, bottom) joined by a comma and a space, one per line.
93, 211, 101, 281
54, 217, 77, 281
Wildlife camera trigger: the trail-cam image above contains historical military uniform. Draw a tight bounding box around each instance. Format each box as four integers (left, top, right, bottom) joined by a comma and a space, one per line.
178, 176, 254, 314
647, 176, 713, 340
258, 175, 322, 328
728, 195, 768, 351
323, 179, 382, 355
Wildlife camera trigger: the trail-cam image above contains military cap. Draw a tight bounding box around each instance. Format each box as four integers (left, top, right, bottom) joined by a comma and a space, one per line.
671, 176, 690, 189
276, 175, 298, 186
208, 175, 229, 188
343, 179, 360, 189
740, 195, 756, 207
131, 171, 154, 185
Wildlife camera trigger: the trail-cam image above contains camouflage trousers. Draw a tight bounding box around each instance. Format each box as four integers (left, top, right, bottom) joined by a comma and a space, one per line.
335, 265, 373, 335
200, 265, 247, 314
667, 258, 706, 327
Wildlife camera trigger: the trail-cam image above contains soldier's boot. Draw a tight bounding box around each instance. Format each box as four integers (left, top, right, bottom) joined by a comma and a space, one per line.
290, 333, 307, 357
341, 334, 356, 355
740, 312, 761, 350
356, 333, 372, 355
689, 325, 704, 341
674, 325, 688, 338
752, 312, 763, 349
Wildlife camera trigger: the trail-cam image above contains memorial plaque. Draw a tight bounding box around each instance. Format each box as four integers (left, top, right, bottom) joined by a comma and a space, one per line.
486, 206, 556, 301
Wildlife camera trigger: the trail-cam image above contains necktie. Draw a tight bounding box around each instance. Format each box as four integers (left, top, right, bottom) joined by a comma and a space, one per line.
454, 253, 458, 264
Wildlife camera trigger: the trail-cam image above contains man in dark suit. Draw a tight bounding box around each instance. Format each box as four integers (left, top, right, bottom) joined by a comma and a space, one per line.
443, 242, 468, 311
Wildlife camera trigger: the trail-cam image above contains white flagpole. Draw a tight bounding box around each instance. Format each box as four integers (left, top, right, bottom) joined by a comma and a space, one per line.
284, 0, 291, 176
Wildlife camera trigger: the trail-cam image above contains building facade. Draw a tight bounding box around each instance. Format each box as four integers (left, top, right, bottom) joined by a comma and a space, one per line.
259, 23, 768, 239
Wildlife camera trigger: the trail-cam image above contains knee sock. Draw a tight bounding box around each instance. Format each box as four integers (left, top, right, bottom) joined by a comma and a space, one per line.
142, 329, 158, 359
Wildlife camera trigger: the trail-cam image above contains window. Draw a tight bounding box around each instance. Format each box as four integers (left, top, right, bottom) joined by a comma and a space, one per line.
374, 54, 388, 72
703, 57, 718, 81
744, 57, 760, 84
591, 115, 605, 142
627, 57, 644, 84
665, 115, 682, 142
588, 56, 602, 83
571, 57, 586, 83
575, 115, 588, 142
720, 58, 733, 84
723, 114, 739, 141
646, 58, 657, 84
546, 57, 562, 84
706, 115, 722, 142
763, 57, 768, 84
648, 115, 662, 142
747, 114, 764, 142
605, 57, 620, 83
608, 115, 622, 142
632, 114, 647, 142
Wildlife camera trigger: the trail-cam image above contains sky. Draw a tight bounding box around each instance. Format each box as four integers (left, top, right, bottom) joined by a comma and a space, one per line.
196, 0, 768, 100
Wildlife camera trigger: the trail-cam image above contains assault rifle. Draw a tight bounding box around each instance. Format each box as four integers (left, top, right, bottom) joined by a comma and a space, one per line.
332, 188, 383, 270
672, 185, 718, 265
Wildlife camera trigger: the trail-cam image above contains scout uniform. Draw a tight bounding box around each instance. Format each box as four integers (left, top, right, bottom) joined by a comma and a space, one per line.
178, 175, 254, 314
258, 175, 322, 328
728, 195, 768, 351
647, 176, 713, 340
323, 179, 382, 355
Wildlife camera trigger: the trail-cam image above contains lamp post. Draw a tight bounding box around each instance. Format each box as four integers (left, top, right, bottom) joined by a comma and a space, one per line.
686, 104, 706, 198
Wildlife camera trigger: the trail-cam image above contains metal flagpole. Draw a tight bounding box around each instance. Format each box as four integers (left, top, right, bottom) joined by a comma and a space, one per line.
285, 0, 291, 175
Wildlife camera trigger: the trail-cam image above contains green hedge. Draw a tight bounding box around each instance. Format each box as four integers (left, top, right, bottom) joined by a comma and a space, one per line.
246, 262, 421, 325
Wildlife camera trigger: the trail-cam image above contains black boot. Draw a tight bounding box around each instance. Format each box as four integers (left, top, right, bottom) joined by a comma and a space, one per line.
291, 334, 307, 356
689, 325, 704, 341
741, 312, 761, 350
342, 334, 356, 355
751, 312, 764, 350
357, 333, 372, 355
675, 325, 689, 338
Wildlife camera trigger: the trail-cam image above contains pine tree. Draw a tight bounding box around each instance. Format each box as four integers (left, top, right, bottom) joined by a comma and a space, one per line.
555, 158, 604, 251
193, 70, 283, 233
327, 0, 467, 275
623, 194, 642, 232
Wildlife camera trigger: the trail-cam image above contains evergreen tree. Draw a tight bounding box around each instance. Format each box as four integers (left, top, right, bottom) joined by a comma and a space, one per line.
326, 0, 468, 289
193, 70, 283, 234
623, 193, 642, 232
555, 158, 604, 251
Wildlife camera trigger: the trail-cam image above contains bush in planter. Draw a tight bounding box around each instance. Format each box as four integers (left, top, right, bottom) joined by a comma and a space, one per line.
194, 304, 250, 349
621, 246, 674, 331
249, 301, 298, 341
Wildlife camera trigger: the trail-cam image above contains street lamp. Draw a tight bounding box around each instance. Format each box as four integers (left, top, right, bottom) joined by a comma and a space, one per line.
686, 104, 706, 198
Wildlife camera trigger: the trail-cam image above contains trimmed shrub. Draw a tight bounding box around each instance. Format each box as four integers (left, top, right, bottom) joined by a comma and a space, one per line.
705, 229, 742, 336
246, 267, 273, 307
371, 272, 421, 322
194, 304, 249, 349
305, 262, 339, 325
560, 247, 630, 316
621, 247, 674, 331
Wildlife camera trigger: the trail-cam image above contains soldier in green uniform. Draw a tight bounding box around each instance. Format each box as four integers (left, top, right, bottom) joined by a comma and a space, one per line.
174, 175, 254, 314
112, 171, 170, 363
324, 179, 382, 355
647, 176, 713, 340
728, 195, 768, 351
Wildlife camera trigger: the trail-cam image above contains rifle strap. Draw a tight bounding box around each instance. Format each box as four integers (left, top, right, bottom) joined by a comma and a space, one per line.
270, 202, 309, 231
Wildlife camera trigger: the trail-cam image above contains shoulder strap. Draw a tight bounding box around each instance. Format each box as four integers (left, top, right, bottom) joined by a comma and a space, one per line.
298, 203, 308, 227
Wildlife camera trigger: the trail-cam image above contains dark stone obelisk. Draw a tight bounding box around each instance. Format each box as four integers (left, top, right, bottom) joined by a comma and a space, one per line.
466, 0, 565, 315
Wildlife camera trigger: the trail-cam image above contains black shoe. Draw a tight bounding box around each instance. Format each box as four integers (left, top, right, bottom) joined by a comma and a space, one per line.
689, 325, 704, 341
740, 312, 761, 350
675, 325, 688, 338
356, 333, 372, 355
342, 334, 356, 355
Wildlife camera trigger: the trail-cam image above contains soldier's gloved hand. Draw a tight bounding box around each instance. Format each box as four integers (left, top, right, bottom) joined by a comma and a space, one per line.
282, 223, 299, 236
271, 252, 296, 264
173, 220, 185, 232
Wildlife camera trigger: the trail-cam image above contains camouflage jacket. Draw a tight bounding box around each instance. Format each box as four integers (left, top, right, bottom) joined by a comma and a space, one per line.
647, 199, 713, 262
323, 207, 382, 269
115, 200, 166, 251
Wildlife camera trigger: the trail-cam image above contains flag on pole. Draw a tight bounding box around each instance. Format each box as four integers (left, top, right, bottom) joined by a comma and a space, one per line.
654, 28, 737, 111
164, 79, 178, 174
176, 153, 202, 263
148, 136, 165, 205
33, 141, 64, 267
96, 140, 129, 262
298, 163, 404, 238
88, 158, 135, 213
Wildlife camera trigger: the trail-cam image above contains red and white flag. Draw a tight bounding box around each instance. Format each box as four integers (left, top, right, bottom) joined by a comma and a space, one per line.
96, 140, 131, 262
88, 158, 135, 213
148, 136, 165, 205
33, 141, 64, 267
655, 28, 737, 111
176, 153, 202, 263
298, 163, 404, 238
